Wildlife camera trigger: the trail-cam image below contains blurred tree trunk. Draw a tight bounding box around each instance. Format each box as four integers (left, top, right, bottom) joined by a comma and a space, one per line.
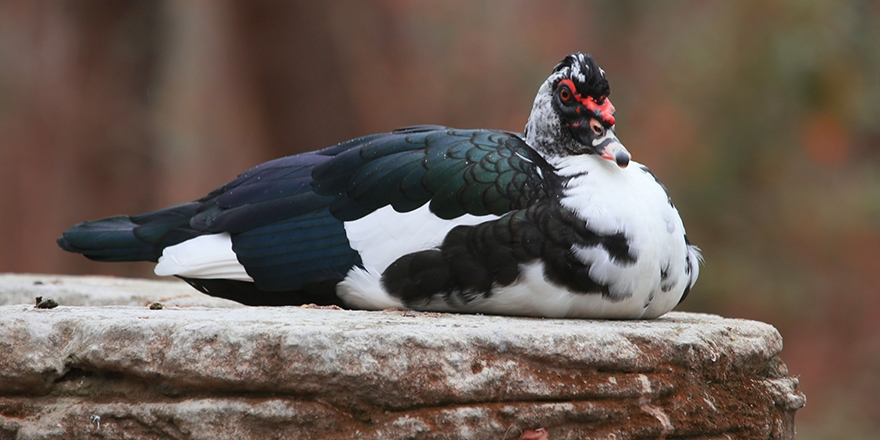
0, 0, 547, 277
0, 1, 161, 277
0, 1, 359, 277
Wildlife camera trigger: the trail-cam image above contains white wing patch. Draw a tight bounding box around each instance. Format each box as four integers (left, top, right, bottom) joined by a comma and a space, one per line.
336, 203, 499, 310
343, 203, 498, 274
154, 233, 252, 281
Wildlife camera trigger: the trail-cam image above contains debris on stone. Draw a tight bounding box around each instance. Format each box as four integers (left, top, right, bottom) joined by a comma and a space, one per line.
298, 303, 343, 310
517, 428, 549, 440
90, 414, 101, 430
34, 296, 58, 309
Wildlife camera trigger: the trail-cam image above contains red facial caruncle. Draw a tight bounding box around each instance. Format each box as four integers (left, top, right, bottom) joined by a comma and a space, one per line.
556, 79, 616, 126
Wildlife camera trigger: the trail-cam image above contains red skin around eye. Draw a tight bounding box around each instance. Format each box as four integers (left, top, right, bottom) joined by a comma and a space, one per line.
557, 79, 616, 126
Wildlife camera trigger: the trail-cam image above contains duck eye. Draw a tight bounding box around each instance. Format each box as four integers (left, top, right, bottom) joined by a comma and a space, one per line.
558, 87, 572, 103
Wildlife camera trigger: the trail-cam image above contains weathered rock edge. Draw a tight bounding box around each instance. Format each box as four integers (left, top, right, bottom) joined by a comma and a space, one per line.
0, 275, 804, 439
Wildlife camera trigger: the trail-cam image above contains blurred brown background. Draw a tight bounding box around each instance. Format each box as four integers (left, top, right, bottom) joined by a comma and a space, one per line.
1, 1, 879, 437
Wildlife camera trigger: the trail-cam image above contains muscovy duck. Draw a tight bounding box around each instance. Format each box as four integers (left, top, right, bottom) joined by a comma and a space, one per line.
58, 53, 701, 319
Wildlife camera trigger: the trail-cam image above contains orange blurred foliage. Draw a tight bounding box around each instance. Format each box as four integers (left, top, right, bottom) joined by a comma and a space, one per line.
801, 112, 850, 166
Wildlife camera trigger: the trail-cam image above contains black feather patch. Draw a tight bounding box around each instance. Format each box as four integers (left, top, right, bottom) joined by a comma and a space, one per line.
179, 277, 344, 307
380, 199, 638, 306
678, 235, 695, 305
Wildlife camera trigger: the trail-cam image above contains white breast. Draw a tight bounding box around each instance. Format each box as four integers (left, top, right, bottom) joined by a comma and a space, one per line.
550, 155, 692, 317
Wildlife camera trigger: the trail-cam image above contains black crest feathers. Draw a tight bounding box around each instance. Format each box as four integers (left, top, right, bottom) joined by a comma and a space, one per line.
552, 53, 611, 101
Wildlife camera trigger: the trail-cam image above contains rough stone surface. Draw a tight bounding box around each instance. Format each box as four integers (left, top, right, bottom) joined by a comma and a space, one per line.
0, 273, 242, 308
0, 274, 805, 439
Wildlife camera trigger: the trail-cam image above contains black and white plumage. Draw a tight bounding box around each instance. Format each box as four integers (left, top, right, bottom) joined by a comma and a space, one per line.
58, 53, 701, 319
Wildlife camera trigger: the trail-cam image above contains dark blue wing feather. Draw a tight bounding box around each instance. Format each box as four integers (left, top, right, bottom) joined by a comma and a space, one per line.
393, 165, 432, 210
233, 211, 362, 291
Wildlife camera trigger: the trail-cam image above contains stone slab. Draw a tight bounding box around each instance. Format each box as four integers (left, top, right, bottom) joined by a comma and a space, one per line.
0, 273, 241, 308
0, 275, 804, 439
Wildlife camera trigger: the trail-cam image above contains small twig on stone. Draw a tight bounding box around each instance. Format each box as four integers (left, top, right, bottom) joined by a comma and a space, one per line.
502, 425, 521, 440
299, 304, 344, 310
517, 428, 549, 440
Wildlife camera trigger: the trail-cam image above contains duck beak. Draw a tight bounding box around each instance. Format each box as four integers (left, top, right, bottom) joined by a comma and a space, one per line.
598, 134, 630, 168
